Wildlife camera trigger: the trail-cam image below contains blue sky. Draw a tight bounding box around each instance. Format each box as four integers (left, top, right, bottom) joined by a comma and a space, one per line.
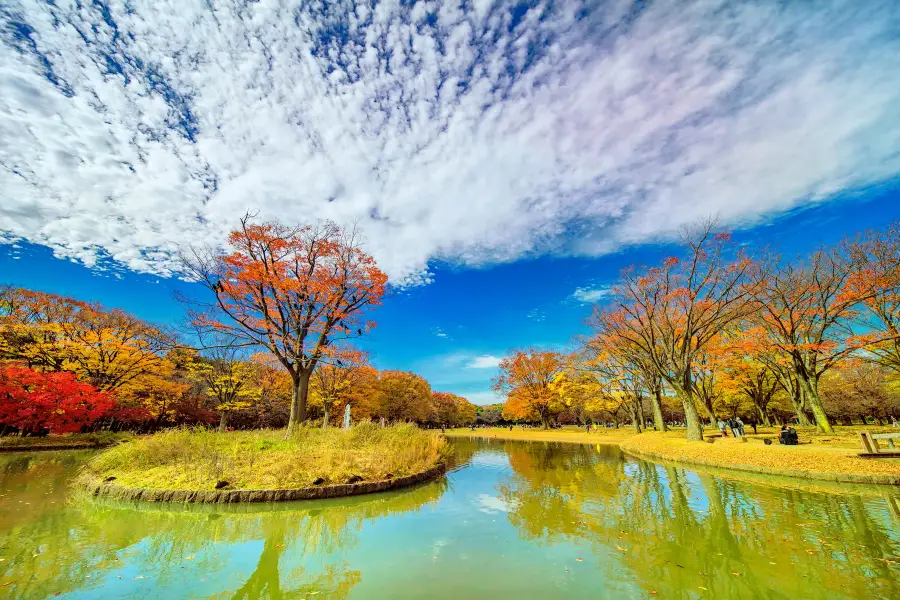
2, 1, 900, 403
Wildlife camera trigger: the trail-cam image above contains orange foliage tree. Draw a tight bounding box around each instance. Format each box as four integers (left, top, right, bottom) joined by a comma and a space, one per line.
848, 223, 900, 374
597, 222, 755, 440
493, 349, 564, 429
746, 246, 884, 433
0, 288, 173, 392
182, 216, 388, 430
374, 371, 432, 423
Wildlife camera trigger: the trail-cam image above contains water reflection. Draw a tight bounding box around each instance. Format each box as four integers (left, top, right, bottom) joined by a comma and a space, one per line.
2, 443, 899, 599
497, 440, 900, 599
0, 452, 445, 599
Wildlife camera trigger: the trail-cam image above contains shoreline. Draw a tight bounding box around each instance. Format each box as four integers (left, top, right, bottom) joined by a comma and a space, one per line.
78, 463, 447, 504
0, 442, 113, 453
445, 429, 900, 486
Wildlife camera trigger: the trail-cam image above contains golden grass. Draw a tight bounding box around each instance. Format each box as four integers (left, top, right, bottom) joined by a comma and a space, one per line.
79, 422, 449, 491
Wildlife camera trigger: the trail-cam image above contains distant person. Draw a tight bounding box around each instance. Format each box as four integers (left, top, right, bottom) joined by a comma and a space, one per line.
735, 417, 745, 437
728, 418, 740, 438
749, 419, 757, 435
585, 423, 591, 434
717, 419, 728, 437
778, 425, 798, 445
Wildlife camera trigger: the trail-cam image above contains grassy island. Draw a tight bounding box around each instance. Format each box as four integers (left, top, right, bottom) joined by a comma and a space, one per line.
79, 423, 449, 493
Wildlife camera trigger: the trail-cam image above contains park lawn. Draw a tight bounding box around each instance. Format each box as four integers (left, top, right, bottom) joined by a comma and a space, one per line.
446, 424, 900, 483
0, 431, 132, 450
79, 422, 449, 491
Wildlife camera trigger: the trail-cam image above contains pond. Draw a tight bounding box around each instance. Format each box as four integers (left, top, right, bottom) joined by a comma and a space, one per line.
1, 439, 899, 599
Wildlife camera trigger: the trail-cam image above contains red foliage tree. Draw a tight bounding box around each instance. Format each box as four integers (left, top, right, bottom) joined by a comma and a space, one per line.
0, 365, 114, 434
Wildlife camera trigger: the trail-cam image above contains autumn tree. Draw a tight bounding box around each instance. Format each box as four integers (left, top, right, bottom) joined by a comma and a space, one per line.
746, 245, 884, 433
374, 371, 432, 423
847, 223, 900, 374
182, 216, 388, 430
595, 222, 755, 440
186, 340, 262, 432
309, 347, 370, 427
493, 349, 564, 429
430, 392, 476, 427
0, 288, 173, 391
0, 364, 114, 434
820, 359, 900, 425
718, 345, 780, 426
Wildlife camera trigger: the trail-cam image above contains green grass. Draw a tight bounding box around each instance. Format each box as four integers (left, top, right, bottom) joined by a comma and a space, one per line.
79, 422, 450, 491
0, 431, 132, 449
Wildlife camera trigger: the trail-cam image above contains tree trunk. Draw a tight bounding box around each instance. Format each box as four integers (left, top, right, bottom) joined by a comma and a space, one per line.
540, 411, 550, 430
322, 404, 330, 429
287, 370, 311, 431
637, 395, 647, 431
674, 382, 704, 441
755, 404, 771, 427
218, 411, 227, 433
651, 387, 668, 432
701, 395, 717, 428
797, 372, 834, 433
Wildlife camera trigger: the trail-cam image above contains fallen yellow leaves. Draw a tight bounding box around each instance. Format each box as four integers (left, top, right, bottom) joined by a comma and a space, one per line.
620, 433, 900, 483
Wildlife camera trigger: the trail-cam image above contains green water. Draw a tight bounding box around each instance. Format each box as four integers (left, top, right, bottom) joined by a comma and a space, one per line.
1, 440, 899, 599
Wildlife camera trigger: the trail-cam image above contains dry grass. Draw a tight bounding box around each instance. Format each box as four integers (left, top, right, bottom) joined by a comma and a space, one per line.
80, 422, 449, 491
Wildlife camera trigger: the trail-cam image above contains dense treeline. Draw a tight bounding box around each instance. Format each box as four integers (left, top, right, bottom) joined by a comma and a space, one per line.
0, 216, 476, 436
496, 221, 900, 439
0, 286, 475, 435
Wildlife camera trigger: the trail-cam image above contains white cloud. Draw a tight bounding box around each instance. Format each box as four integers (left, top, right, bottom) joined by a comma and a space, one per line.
572, 285, 613, 304
433, 327, 449, 339
467, 355, 502, 369
2, 1, 899, 284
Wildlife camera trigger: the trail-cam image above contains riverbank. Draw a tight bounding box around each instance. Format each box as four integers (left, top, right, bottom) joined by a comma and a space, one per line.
78, 423, 449, 501
0, 432, 132, 452
446, 426, 900, 485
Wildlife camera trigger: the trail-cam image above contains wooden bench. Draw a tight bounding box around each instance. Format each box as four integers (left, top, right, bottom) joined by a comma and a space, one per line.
858, 432, 900, 457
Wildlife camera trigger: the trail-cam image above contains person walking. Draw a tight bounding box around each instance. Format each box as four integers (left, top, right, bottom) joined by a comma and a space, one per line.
717, 419, 728, 437
735, 417, 746, 437
727, 418, 740, 438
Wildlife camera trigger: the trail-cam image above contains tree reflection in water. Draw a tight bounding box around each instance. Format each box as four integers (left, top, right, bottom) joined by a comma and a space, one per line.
0, 452, 446, 599
496, 440, 900, 600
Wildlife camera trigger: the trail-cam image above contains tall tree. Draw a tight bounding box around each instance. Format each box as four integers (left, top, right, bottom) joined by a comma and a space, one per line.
747, 246, 881, 432
847, 223, 900, 374
182, 216, 388, 430
374, 371, 432, 423
0, 288, 172, 391
493, 349, 564, 429
596, 222, 755, 440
